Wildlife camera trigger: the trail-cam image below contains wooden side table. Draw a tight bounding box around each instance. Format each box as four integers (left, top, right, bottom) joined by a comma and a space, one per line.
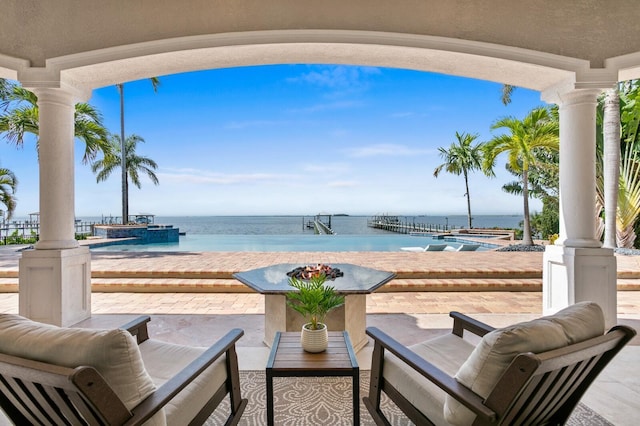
265, 331, 360, 425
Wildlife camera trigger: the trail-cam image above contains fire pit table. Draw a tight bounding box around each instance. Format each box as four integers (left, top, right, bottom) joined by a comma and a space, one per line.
233, 263, 395, 352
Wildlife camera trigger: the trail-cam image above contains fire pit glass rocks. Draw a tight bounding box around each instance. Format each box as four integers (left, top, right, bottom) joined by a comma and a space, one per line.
286, 264, 344, 280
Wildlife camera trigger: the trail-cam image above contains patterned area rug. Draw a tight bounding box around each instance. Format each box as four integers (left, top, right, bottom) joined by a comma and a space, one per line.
206, 370, 613, 425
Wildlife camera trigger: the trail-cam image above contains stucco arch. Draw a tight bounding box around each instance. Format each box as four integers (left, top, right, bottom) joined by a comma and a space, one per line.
38, 30, 585, 93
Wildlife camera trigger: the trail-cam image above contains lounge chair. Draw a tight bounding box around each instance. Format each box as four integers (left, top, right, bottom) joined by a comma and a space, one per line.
364, 302, 636, 425
455, 243, 481, 251
400, 244, 448, 252
0, 314, 247, 425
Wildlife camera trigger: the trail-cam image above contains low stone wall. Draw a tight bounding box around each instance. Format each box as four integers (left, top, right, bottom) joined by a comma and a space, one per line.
93, 225, 179, 243
146, 226, 179, 243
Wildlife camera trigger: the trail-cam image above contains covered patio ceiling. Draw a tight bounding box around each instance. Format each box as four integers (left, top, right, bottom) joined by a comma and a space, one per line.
2, 1, 640, 93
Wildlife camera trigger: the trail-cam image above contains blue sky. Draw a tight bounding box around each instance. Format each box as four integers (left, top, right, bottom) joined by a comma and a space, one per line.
1, 64, 546, 217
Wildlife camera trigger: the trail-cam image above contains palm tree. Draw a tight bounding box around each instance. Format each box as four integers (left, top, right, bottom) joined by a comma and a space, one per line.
614, 142, 640, 248
483, 107, 559, 245
0, 82, 111, 164
609, 80, 640, 248
91, 134, 159, 215
502, 150, 559, 239
117, 78, 160, 224
433, 131, 484, 229
0, 79, 14, 110
602, 88, 621, 248
0, 167, 17, 220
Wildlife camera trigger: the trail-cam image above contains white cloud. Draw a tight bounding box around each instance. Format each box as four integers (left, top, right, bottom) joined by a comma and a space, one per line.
344, 144, 435, 158
301, 163, 350, 174
287, 65, 381, 89
286, 65, 381, 102
390, 110, 442, 119
158, 168, 299, 185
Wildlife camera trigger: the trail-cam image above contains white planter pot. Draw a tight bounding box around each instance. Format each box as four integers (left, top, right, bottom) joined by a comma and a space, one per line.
300, 323, 328, 353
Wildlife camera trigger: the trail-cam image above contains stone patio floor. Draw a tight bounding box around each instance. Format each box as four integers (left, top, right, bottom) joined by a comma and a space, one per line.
0, 248, 638, 423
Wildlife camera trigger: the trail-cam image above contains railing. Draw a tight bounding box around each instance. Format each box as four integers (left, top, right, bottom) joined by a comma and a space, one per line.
100, 214, 155, 225
314, 220, 335, 235
0, 220, 98, 243
302, 214, 335, 234
367, 216, 451, 234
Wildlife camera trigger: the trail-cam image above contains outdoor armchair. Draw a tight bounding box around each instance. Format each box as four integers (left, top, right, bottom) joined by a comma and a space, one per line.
364, 302, 636, 425
0, 314, 247, 425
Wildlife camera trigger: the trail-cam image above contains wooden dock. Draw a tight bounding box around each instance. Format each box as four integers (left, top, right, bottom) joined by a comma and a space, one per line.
367, 215, 516, 240
313, 219, 334, 234
303, 214, 335, 234
367, 215, 449, 234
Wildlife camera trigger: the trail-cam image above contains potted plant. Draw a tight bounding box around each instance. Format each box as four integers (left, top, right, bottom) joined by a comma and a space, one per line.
286, 274, 345, 353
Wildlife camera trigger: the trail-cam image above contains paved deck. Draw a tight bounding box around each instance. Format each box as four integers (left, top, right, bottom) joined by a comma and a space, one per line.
1, 248, 638, 342
1, 249, 640, 292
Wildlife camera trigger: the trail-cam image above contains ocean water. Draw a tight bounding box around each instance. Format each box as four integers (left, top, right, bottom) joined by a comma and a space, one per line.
146, 215, 522, 235
88, 215, 520, 252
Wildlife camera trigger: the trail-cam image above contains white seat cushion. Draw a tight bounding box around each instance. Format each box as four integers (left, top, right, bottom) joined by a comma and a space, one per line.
0, 314, 156, 412
138, 339, 229, 426
382, 333, 475, 426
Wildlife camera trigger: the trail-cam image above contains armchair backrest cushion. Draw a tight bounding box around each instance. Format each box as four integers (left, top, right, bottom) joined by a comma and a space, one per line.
0, 314, 157, 412
545, 300, 605, 344
444, 302, 605, 425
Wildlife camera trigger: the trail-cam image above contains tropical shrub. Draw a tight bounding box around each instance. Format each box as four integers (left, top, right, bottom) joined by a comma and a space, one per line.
286, 274, 345, 330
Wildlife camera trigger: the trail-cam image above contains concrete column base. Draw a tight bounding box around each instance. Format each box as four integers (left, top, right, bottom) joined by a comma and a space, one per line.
543, 245, 617, 328
264, 294, 367, 351
19, 247, 91, 326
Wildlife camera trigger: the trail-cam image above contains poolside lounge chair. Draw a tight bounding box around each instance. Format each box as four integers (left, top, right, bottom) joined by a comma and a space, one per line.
364, 302, 636, 425
0, 314, 247, 425
400, 244, 448, 252
455, 243, 481, 251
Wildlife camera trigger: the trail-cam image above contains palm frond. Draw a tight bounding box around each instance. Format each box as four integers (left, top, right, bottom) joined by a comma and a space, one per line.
91, 134, 160, 187
501, 84, 515, 106
0, 105, 39, 147
616, 143, 640, 247
0, 167, 18, 220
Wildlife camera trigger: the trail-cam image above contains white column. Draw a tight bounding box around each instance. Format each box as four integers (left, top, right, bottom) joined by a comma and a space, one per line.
542, 87, 617, 328
18, 86, 91, 326
556, 89, 602, 248
33, 88, 79, 250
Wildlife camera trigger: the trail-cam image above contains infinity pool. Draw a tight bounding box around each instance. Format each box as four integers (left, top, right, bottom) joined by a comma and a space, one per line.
90, 234, 495, 252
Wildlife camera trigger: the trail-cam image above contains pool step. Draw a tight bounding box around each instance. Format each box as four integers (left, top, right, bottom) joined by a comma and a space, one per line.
0, 277, 540, 292
0, 278, 250, 293
91, 278, 251, 293
616, 278, 640, 290
89, 268, 543, 280
383, 278, 542, 292
2, 274, 638, 293
90, 277, 546, 292
1, 277, 639, 293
